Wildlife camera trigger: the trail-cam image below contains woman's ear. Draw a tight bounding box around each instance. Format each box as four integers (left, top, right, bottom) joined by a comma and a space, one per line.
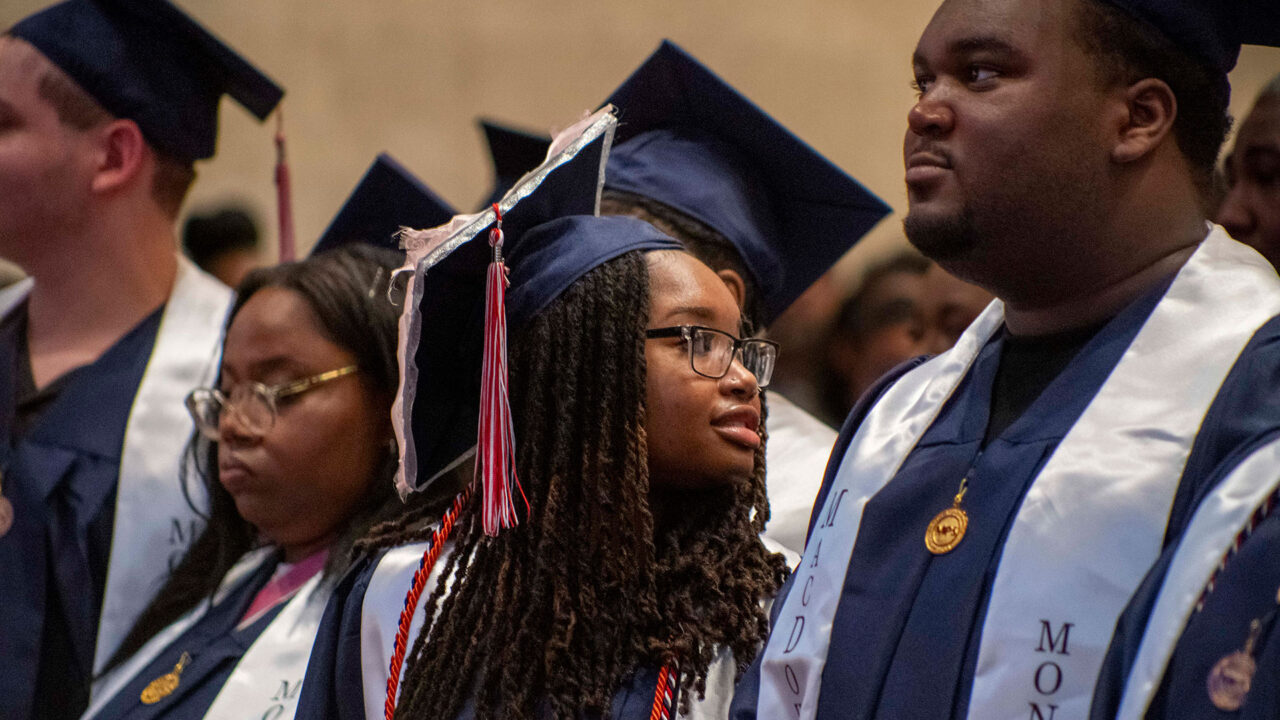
1111, 78, 1178, 165
716, 269, 748, 310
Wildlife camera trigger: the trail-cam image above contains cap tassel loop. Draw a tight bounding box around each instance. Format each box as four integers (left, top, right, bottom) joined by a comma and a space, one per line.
477, 204, 528, 536
274, 108, 297, 263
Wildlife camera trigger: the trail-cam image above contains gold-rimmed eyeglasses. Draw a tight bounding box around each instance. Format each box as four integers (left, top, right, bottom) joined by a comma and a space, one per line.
185, 365, 359, 441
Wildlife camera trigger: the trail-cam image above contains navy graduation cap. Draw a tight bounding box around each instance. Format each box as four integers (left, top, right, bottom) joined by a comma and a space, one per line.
396, 108, 680, 531
478, 119, 552, 211
311, 154, 456, 256
10, 0, 283, 162
602, 40, 891, 325
1097, 0, 1280, 75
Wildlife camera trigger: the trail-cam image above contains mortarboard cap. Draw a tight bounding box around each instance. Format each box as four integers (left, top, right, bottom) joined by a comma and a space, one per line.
10, 0, 284, 162
478, 119, 552, 211
311, 154, 456, 256
1095, 0, 1280, 75
393, 108, 680, 497
602, 40, 891, 325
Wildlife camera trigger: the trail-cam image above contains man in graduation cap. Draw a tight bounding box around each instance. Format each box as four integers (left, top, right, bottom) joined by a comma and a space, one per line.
731, 0, 1280, 718
594, 41, 891, 566
0, 1, 282, 717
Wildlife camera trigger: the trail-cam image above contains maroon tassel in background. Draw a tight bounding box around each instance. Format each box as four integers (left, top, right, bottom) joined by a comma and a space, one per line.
274, 108, 296, 263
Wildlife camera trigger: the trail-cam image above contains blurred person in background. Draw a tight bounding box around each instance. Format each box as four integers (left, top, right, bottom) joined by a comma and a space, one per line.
1218, 73, 1280, 267
822, 252, 930, 426
821, 252, 992, 425
764, 273, 844, 418
182, 206, 264, 288
918, 259, 994, 353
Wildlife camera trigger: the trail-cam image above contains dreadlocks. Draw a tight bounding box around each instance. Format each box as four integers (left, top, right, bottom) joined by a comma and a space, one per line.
363, 249, 787, 719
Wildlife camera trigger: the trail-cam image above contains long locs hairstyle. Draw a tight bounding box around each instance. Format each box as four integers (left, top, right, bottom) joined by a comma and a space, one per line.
367, 249, 787, 719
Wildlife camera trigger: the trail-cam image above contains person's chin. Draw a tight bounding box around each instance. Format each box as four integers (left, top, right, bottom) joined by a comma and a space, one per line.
718, 449, 757, 487
228, 492, 275, 529
904, 205, 979, 264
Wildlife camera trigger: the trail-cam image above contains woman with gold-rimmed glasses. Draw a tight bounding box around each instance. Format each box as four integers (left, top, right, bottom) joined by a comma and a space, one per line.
82, 245, 413, 720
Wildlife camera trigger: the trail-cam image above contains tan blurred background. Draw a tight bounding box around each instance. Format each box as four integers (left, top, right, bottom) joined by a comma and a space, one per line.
2, 0, 1278, 280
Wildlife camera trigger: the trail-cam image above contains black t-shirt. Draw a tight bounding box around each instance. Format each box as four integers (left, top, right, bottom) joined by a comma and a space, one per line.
983, 319, 1110, 445
1, 304, 77, 442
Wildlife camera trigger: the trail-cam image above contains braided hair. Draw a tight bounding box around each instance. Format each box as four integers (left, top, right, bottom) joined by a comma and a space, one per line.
363, 249, 787, 719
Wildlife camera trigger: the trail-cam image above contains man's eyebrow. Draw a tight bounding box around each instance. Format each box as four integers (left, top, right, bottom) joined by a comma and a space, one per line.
915, 35, 1021, 67
949, 36, 1019, 57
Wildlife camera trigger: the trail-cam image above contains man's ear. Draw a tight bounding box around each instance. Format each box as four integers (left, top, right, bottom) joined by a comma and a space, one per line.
1111, 78, 1178, 165
89, 118, 148, 195
716, 268, 748, 310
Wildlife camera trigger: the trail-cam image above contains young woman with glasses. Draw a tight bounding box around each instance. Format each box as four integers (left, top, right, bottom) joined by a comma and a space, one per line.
300, 229, 789, 719
81, 244, 412, 720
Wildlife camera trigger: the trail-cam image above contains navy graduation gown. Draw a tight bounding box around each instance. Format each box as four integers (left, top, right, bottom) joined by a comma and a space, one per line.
1167, 315, 1280, 541
733, 280, 1178, 719
1093, 315, 1280, 719
88, 555, 282, 720
1091, 426, 1280, 720
293, 552, 373, 720
1149, 507, 1280, 720
0, 307, 163, 720
735, 293, 1280, 719
295, 549, 680, 720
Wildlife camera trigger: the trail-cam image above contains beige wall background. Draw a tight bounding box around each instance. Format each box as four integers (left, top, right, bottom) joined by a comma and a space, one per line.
4, 0, 1279, 284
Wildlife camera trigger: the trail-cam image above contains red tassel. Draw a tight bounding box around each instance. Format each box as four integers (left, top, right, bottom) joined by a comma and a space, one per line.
274, 108, 296, 263
477, 204, 528, 536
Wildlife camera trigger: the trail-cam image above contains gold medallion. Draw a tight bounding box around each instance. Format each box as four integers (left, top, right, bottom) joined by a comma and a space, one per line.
1207, 650, 1256, 711
141, 652, 190, 705
925, 506, 969, 554
926, 477, 970, 555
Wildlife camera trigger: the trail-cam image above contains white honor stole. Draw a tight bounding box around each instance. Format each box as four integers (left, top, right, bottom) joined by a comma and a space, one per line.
83, 548, 275, 719
1114, 435, 1280, 720
360, 538, 458, 720
83, 548, 331, 720
202, 569, 331, 720
758, 227, 1280, 720
762, 393, 837, 568
94, 256, 233, 672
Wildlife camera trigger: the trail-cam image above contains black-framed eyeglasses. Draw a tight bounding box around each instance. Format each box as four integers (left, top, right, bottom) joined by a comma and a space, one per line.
185, 365, 359, 441
645, 325, 779, 388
